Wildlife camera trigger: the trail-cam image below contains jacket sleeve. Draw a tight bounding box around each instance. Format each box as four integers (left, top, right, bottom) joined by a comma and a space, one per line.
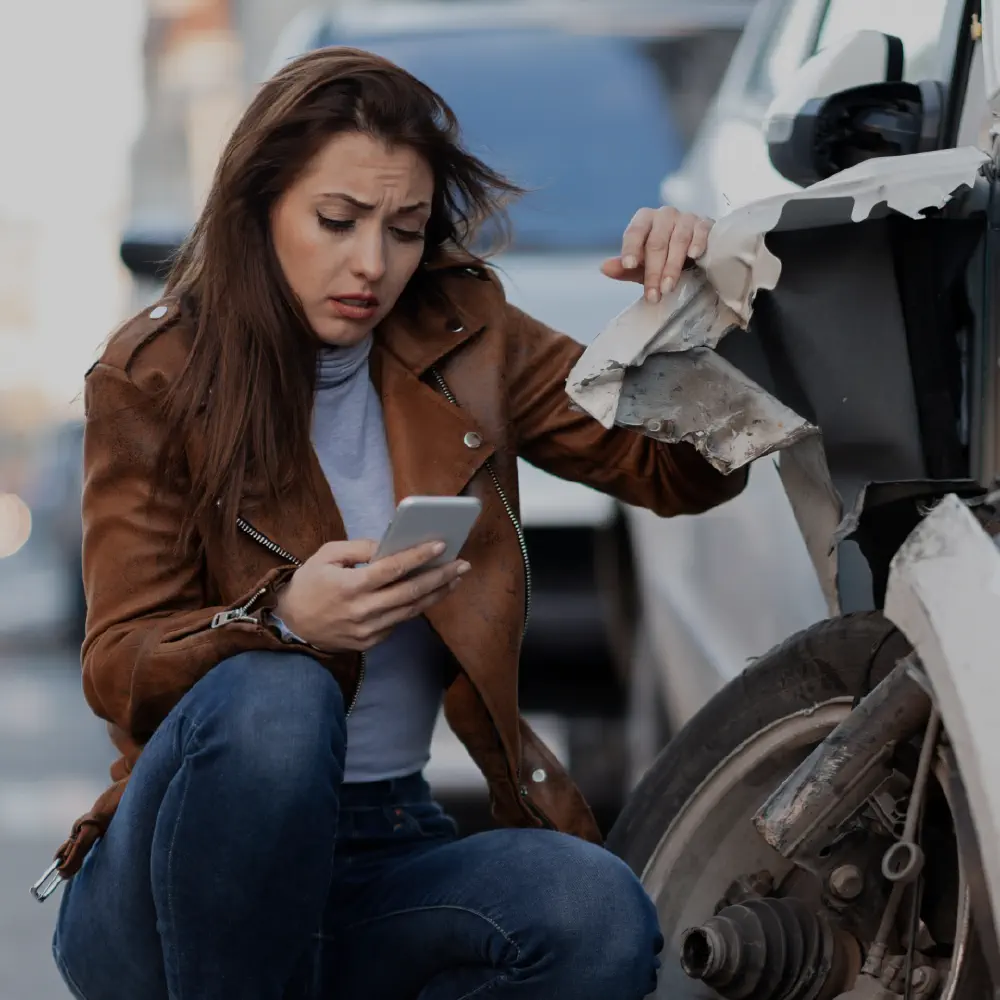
80, 363, 294, 742
504, 302, 747, 516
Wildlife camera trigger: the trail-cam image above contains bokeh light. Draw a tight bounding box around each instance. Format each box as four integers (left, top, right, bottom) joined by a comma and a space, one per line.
0, 493, 32, 558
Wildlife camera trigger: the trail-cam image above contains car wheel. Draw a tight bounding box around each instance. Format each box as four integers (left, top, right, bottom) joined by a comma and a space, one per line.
606, 612, 989, 999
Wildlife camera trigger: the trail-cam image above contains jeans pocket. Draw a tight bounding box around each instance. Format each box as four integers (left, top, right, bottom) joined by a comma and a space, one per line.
398, 801, 459, 841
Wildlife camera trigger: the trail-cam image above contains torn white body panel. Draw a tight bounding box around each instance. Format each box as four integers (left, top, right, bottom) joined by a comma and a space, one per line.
567, 145, 988, 613
567, 145, 988, 436
883, 494, 1000, 945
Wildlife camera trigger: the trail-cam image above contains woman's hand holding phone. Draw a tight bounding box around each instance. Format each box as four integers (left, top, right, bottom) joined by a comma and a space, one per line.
273, 539, 469, 652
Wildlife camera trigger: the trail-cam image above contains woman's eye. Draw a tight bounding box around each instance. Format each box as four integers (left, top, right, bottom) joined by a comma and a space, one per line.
392, 228, 426, 243
317, 215, 353, 233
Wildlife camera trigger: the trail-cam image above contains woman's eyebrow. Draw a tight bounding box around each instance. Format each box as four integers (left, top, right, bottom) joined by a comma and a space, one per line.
319, 193, 430, 214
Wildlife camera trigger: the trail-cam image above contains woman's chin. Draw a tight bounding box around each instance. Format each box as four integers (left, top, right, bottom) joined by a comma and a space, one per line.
310, 316, 375, 348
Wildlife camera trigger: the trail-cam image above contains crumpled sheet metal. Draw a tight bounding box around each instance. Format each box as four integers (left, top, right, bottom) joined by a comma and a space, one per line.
566, 145, 989, 613
566, 145, 988, 433
615, 349, 815, 475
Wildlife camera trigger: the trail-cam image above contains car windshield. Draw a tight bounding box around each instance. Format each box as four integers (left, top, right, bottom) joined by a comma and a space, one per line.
323, 28, 687, 252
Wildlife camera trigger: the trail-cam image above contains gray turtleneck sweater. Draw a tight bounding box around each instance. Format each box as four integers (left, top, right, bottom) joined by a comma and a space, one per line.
278, 335, 447, 783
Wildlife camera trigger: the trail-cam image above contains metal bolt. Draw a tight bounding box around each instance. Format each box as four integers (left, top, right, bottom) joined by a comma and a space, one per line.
909, 965, 939, 998
829, 864, 864, 900
645, 419, 664, 434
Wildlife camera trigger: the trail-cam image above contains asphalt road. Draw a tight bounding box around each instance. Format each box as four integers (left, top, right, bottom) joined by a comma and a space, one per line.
0, 646, 111, 999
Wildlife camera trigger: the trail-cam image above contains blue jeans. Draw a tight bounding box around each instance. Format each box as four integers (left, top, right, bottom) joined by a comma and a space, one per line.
53, 651, 662, 999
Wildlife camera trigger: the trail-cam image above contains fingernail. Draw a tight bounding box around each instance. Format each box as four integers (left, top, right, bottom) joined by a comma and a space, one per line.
457, 561, 471, 575
432, 542, 446, 555
661, 276, 675, 295
622, 255, 637, 270
646, 288, 660, 304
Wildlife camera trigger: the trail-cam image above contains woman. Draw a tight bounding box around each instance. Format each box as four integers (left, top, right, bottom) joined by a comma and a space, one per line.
48, 48, 743, 1000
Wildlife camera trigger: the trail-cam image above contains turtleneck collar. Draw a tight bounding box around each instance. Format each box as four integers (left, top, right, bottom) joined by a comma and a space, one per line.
315, 334, 373, 391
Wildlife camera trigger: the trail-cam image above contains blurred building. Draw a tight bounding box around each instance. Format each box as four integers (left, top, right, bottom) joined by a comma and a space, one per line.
234, 0, 321, 86
129, 0, 246, 233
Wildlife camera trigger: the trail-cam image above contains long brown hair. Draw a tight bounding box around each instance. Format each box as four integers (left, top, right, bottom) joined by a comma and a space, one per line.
162, 47, 521, 544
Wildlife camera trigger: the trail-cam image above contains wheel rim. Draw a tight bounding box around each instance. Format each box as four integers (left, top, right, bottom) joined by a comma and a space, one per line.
640, 697, 973, 999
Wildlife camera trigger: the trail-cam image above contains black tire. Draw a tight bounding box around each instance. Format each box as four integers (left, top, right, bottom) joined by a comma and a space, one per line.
606, 611, 909, 867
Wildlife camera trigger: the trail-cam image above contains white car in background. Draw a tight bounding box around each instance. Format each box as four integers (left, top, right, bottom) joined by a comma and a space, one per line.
662, 0, 970, 219
625, 0, 992, 772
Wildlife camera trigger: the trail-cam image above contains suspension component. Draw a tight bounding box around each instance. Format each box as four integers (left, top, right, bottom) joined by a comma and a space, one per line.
754, 658, 931, 866
680, 897, 860, 1000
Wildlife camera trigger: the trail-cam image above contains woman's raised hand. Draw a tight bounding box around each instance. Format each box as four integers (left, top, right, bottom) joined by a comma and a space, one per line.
273, 539, 469, 652
601, 206, 713, 304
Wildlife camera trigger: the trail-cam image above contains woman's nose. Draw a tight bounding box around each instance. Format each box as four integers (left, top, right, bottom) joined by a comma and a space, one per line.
351, 231, 386, 282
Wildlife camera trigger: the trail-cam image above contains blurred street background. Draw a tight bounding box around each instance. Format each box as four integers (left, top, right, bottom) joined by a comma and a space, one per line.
0, 0, 758, 994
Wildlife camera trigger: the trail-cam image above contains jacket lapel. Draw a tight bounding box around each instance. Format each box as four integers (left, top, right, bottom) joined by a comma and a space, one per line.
372, 258, 499, 500
372, 345, 494, 502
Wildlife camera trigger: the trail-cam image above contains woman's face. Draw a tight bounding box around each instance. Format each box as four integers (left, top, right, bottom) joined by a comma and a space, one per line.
271, 130, 434, 346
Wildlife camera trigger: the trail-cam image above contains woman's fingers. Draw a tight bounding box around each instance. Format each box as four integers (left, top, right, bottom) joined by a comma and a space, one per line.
600, 255, 635, 281
351, 577, 462, 648
359, 541, 447, 590
619, 207, 655, 274
658, 211, 693, 298
360, 559, 469, 618
606, 207, 715, 301
688, 217, 714, 262
646, 207, 683, 300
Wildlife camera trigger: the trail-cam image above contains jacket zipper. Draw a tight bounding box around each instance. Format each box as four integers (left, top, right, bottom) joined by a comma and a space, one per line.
213, 515, 367, 716
427, 366, 548, 815
427, 367, 532, 637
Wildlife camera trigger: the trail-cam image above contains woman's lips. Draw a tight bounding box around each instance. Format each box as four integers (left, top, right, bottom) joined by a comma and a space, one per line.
329, 296, 379, 321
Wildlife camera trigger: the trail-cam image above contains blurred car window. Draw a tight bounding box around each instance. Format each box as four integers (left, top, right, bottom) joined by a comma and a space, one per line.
815, 0, 950, 81
325, 28, 687, 251
745, 0, 950, 107
745, 0, 825, 104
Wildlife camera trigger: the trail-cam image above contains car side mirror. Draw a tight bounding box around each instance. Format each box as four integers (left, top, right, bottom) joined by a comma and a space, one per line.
764, 30, 945, 186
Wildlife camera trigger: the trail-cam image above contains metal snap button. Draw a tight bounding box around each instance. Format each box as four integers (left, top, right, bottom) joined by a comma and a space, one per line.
445, 317, 465, 333
463, 431, 482, 449
149, 305, 168, 320
531, 768, 547, 784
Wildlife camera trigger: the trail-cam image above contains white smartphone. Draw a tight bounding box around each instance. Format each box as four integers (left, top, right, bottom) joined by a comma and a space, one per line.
373, 495, 482, 569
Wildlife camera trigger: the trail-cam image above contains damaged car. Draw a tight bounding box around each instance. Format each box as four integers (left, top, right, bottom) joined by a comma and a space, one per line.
575, 2, 1000, 996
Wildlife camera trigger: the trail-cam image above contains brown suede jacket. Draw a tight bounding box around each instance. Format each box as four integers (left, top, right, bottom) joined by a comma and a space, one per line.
52, 257, 746, 878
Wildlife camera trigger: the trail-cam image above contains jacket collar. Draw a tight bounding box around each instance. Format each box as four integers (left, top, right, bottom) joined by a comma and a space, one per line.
375, 250, 496, 376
